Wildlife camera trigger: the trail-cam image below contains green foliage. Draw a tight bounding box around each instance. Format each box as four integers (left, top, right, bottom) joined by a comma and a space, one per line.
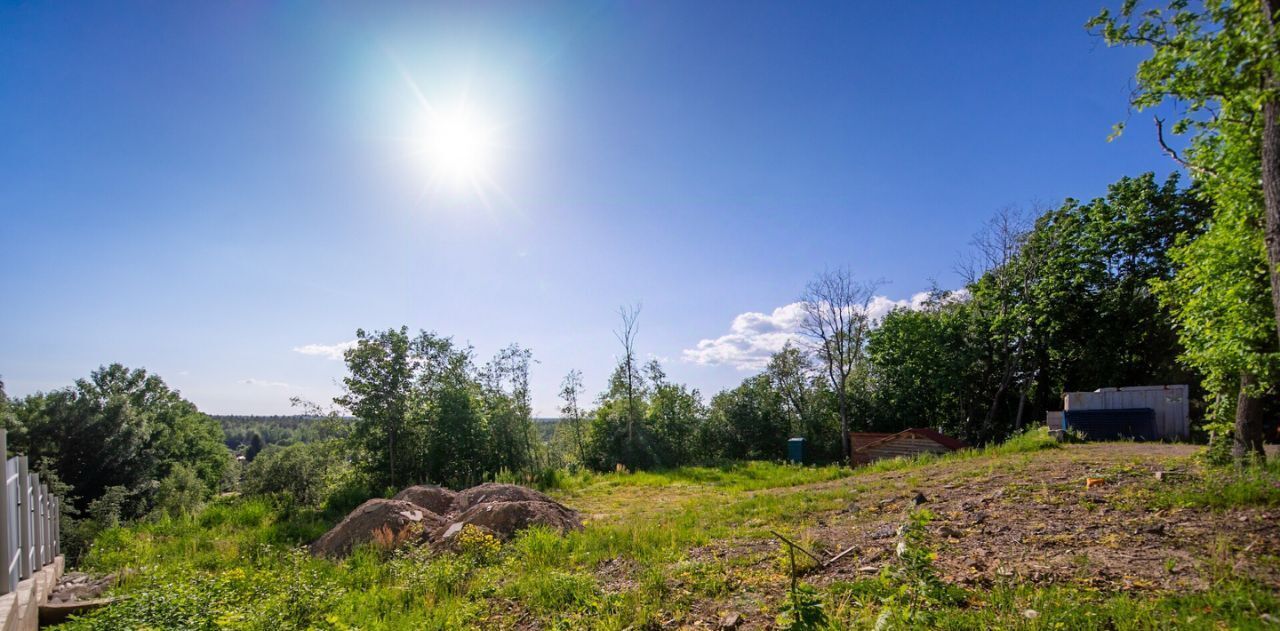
777, 582, 827, 630
5, 364, 230, 520
335, 327, 541, 489
864, 175, 1205, 445
1091, 0, 1279, 457
1149, 457, 1280, 509
242, 440, 352, 509
152, 462, 207, 519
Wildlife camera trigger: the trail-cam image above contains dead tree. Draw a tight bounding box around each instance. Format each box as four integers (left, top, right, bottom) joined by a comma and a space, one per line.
800, 269, 882, 462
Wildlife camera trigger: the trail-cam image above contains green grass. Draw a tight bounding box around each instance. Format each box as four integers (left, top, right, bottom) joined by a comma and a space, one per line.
55, 433, 1280, 630
1146, 457, 1280, 509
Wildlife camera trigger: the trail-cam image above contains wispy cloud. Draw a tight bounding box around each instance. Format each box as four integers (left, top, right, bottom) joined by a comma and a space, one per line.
293, 340, 357, 360
681, 292, 934, 371
240, 378, 293, 389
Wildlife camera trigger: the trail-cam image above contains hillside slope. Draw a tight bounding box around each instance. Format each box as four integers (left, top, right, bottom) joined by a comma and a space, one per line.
58, 438, 1280, 630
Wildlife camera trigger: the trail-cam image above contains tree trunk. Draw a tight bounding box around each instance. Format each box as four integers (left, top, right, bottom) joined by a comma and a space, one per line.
838, 388, 850, 463
1264, 0, 1280, 346
1234, 372, 1266, 462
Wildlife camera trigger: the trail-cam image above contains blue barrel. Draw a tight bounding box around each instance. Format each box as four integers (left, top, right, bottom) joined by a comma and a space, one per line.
787, 437, 805, 464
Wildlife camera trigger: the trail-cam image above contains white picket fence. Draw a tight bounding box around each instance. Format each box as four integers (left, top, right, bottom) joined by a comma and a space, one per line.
0, 430, 60, 595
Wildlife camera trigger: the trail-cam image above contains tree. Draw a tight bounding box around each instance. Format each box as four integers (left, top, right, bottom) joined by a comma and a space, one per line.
243, 441, 350, 508
335, 327, 417, 489
960, 208, 1041, 435
1091, 0, 1280, 460
800, 269, 882, 461
704, 375, 788, 461
559, 370, 589, 465
480, 344, 538, 477
644, 361, 705, 467
765, 344, 841, 462
1153, 200, 1277, 461
1090, 0, 1280, 341
615, 305, 644, 461
6, 364, 230, 519
868, 294, 986, 442
245, 433, 264, 462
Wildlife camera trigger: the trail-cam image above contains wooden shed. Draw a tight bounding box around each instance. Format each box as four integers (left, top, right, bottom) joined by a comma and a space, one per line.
1061, 385, 1189, 440
850, 428, 968, 466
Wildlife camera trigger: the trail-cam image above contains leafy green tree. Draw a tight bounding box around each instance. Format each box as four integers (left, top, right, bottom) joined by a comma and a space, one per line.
245, 433, 264, 462
479, 344, 538, 478
335, 327, 418, 489
703, 374, 789, 461
765, 345, 841, 462
1091, 0, 1280, 460
1021, 174, 1209, 413
868, 295, 986, 442
558, 370, 589, 465
153, 463, 206, 519
243, 441, 350, 508
1154, 200, 1277, 459
644, 361, 705, 467
1090, 0, 1280, 341
7, 364, 229, 518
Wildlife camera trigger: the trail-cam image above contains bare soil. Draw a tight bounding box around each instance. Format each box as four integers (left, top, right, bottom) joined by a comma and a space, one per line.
675, 443, 1280, 629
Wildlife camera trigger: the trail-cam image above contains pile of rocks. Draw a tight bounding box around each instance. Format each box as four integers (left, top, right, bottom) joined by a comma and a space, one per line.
39, 572, 121, 625
309, 483, 582, 558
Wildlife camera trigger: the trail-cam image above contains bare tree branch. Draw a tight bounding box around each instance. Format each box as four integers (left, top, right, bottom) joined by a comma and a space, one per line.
1155, 116, 1217, 177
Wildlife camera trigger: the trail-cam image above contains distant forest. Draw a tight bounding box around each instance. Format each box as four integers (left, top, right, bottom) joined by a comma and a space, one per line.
217, 414, 562, 452
216, 415, 348, 451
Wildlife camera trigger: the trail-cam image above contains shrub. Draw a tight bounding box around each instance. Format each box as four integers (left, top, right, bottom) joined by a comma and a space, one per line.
242, 440, 350, 508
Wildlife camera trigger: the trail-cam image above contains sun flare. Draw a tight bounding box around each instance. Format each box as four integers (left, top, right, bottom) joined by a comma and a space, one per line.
421, 105, 498, 188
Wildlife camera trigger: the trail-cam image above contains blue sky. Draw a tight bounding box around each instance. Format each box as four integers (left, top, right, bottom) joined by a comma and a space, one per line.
0, 1, 1174, 416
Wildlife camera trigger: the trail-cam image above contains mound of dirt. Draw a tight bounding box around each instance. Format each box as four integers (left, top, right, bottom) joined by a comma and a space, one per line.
309, 498, 444, 558
434, 499, 583, 543
392, 485, 458, 514
449, 483, 556, 512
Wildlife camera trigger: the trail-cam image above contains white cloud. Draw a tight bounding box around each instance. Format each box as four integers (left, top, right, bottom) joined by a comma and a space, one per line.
681, 292, 936, 371
293, 340, 357, 360
240, 378, 292, 389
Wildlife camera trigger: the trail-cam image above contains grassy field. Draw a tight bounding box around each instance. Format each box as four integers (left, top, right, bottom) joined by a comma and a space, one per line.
57, 430, 1280, 630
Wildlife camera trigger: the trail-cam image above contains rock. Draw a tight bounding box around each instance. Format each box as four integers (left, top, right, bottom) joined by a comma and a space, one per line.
912, 492, 928, 506
869, 524, 897, 540
719, 611, 743, 629
309, 499, 444, 558
392, 485, 458, 515
434, 499, 582, 542
40, 598, 121, 626
449, 483, 557, 513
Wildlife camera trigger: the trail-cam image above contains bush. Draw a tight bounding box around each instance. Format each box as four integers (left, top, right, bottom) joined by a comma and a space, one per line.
243, 440, 350, 508
153, 463, 206, 519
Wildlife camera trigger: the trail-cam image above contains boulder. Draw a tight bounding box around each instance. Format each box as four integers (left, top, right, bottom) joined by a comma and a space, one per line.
449, 482, 556, 513
40, 598, 121, 626
392, 485, 458, 515
309, 499, 444, 558
434, 499, 582, 542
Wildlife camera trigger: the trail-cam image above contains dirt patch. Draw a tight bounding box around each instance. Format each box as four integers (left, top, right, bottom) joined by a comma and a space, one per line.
800, 444, 1280, 593
309, 498, 444, 558
654, 444, 1279, 630
392, 485, 458, 514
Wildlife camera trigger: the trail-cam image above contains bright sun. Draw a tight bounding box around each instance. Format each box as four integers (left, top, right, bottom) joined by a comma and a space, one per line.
419, 104, 499, 193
